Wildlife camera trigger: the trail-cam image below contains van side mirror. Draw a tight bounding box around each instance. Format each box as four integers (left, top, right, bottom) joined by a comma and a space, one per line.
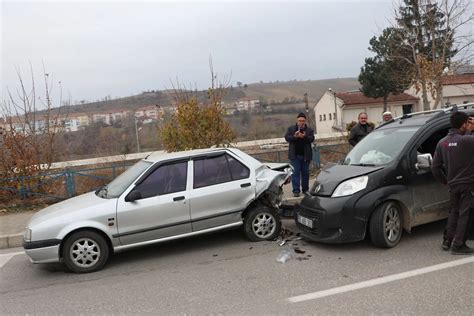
125, 189, 142, 202
415, 153, 433, 170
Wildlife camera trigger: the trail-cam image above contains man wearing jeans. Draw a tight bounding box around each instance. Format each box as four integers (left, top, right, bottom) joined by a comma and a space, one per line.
285, 112, 315, 197
432, 112, 474, 254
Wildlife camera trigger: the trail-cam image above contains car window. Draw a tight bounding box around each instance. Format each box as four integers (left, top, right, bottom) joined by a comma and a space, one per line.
227, 154, 250, 180
193, 154, 233, 188
417, 127, 450, 157
135, 161, 187, 199
343, 126, 420, 166
103, 160, 152, 198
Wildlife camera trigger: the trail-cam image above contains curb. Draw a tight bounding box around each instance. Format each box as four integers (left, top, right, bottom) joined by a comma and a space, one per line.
0, 234, 24, 249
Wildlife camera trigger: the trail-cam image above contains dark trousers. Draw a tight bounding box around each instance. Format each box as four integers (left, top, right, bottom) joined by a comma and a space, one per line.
291, 155, 310, 193
446, 187, 474, 247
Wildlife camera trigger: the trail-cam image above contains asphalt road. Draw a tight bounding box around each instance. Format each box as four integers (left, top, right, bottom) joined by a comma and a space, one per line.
1, 219, 473, 315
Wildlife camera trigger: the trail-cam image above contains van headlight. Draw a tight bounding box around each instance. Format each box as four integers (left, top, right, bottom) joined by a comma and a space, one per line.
24, 228, 32, 242
332, 176, 368, 197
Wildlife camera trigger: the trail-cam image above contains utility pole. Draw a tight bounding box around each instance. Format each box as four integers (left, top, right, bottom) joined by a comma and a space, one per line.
134, 116, 140, 153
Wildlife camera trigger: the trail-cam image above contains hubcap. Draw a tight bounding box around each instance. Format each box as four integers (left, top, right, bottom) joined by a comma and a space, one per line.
70, 238, 101, 268
252, 212, 276, 239
384, 206, 401, 242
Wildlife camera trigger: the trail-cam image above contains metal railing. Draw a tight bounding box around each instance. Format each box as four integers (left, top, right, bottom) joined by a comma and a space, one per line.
0, 143, 349, 202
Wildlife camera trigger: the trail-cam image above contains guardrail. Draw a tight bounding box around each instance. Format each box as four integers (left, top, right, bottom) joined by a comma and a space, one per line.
0, 140, 349, 202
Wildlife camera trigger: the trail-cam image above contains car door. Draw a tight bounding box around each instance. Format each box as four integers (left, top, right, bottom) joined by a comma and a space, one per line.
190, 152, 255, 231
116, 160, 192, 246
407, 125, 451, 226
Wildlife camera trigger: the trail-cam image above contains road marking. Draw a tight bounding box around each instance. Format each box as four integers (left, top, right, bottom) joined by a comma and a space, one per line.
288, 256, 474, 303
0, 251, 25, 268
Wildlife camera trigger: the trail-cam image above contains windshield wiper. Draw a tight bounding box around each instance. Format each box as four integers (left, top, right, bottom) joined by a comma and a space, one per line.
95, 186, 108, 198
350, 163, 376, 167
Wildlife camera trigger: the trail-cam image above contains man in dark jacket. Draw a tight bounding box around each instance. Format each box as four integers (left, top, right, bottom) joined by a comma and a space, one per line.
432, 112, 474, 255
348, 112, 373, 146
285, 113, 315, 197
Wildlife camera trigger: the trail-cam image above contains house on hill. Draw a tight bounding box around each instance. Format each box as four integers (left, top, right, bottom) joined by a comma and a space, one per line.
405, 73, 474, 109
314, 90, 419, 134
439, 73, 474, 106
135, 105, 163, 122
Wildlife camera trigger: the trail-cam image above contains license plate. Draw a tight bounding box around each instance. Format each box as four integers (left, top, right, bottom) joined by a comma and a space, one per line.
297, 214, 313, 228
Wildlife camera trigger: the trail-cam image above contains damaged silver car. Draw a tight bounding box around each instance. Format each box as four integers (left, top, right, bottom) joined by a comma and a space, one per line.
23, 148, 292, 273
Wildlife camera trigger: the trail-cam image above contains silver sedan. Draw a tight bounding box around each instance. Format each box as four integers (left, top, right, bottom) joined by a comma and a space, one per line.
23, 148, 292, 273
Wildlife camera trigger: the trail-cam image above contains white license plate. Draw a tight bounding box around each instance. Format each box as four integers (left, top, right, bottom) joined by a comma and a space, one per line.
297, 214, 313, 228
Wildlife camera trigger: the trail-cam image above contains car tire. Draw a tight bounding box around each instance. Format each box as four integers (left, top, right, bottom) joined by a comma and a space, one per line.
243, 205, 281, 242
369, 201, 403, 248
62, 230, 109, 273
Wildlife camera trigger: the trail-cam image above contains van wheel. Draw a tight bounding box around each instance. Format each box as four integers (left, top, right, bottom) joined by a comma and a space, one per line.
63, 230, 109, 273
243, 206, 281, 241
369, 201, 402, 248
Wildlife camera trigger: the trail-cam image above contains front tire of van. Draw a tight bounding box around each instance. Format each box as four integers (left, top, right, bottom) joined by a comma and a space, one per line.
369, 201, 402, 248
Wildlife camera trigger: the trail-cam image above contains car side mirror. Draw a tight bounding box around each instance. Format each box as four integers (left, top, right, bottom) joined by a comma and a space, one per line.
415, 153, 433, 170
125, 189, 142, 202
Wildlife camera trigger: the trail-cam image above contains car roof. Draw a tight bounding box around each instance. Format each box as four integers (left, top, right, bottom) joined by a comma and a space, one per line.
143, 147, 244, 164
376, 102, 474, 130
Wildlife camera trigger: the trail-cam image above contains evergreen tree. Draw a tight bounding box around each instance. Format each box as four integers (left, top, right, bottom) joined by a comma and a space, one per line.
359, 28, 411, 112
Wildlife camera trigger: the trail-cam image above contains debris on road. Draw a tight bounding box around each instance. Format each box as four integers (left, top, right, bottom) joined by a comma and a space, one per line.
276, 247, 296, 263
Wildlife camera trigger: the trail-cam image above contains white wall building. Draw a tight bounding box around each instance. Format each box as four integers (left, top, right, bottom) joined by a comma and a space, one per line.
406, 73, 474, 109
314, 90, 419, 134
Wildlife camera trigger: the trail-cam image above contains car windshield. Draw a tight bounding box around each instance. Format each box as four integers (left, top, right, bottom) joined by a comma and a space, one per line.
343, 126, 420, 166
96, 160, 153, 199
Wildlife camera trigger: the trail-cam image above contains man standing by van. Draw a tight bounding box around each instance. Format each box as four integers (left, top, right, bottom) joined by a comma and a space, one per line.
432, 112, 474, 254
348, 112, 373, 146
285, 113, 315, 197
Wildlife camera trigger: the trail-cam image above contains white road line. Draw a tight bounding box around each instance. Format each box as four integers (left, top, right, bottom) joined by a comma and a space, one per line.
0, 251, 25, 268
288, 256, 474, 303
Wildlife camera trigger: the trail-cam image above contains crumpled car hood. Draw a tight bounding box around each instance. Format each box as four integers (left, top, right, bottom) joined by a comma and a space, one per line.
255, 165, 292, 206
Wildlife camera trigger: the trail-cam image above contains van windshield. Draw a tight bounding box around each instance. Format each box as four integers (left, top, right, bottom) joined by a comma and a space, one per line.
343, 126, 420, 166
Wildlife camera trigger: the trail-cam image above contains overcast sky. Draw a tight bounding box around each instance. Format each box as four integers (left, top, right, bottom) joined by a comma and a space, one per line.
1, 0, 396, 106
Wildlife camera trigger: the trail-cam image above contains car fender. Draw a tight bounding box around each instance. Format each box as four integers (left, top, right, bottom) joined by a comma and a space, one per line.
57, 220, 117, 246
354, 184, 413, 230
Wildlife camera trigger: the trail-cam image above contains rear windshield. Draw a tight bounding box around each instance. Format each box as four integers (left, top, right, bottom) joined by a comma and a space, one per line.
343, 126, 420, 166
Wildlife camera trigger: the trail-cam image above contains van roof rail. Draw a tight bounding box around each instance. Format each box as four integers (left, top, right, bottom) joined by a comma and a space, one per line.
395, 109, 444, 120
427, 102, 474, 122
394, 102, 474, 122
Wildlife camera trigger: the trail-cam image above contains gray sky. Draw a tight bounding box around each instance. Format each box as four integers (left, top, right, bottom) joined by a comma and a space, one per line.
1, 0, 395, 105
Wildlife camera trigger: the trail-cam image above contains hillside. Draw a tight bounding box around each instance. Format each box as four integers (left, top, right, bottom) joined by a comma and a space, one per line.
62, 77, 360, 114
240, 78, 360, 103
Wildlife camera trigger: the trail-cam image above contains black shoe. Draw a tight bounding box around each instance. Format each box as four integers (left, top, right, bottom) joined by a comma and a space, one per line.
293, 192, 300, 197
442, 239, 451, 251
451, 243, 474, 255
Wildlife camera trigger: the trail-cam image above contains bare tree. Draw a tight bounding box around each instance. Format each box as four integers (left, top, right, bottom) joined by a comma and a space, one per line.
0, 64, 66, 182
391, 0, 473, 110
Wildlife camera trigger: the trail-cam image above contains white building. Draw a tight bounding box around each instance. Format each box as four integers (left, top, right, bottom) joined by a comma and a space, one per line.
406, 73, 474, 109
314, 90, 419, 134
234, 99, 260, 111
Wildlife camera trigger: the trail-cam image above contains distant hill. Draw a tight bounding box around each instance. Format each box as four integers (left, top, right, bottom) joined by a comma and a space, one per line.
61, 78, 360, 114
238, 78, 360, 104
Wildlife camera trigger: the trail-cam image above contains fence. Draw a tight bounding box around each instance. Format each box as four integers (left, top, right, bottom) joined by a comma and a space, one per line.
0, 143, 349, 204
0, 164, 133, 203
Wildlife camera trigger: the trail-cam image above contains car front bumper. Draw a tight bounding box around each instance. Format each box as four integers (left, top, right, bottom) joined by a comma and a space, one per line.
294, 194, 368, 243
23, 239, 61, 263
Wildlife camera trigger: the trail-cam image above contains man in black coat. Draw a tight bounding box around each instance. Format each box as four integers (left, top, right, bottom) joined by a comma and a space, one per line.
432, 112, 474, 254
348, 112, 373, 147
285, 113, 315, 197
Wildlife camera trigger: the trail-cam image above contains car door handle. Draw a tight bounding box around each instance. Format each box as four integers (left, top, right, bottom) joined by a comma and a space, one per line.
241, 183, 251, 188
173, 196, 185, 201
